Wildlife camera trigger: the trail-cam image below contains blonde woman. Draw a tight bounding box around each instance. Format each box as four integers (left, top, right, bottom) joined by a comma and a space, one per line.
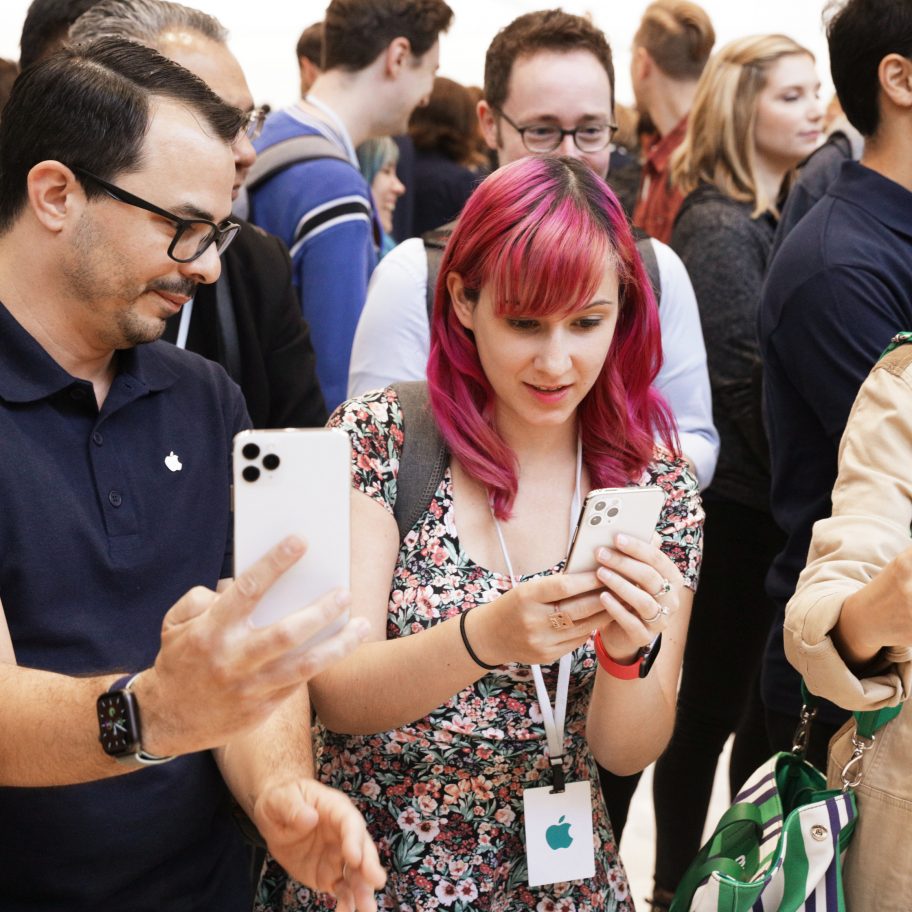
648, 35, 824, 911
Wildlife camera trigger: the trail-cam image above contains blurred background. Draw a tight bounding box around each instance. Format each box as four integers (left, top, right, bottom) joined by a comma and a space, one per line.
0, 0, 833, 110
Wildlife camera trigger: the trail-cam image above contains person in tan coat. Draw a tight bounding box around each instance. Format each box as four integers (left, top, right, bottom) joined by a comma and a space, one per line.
785, 338, 912, 912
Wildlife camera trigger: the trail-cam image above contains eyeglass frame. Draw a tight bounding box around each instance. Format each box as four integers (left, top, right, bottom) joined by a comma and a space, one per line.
493, 106, 619, 154
243, 104, 270, 142
71, 166, 241, 264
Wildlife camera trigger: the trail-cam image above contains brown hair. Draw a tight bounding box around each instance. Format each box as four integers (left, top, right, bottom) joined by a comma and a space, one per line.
484, 9, 614, 114
323, 0, 453, 72
296, 21, 323, 67
634, 0, 715, 81
408, 76, 476, 164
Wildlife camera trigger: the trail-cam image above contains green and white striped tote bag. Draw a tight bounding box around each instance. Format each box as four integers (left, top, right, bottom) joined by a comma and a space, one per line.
670, 752, 856, 912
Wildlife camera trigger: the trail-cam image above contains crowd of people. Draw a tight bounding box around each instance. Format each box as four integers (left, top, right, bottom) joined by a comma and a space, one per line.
0, 0, 910, 910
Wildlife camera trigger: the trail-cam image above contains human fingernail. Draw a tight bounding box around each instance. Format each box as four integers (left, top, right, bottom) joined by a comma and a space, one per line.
335, 590, 352, 608
281, 535, 305, 556
598, 547, 611, 562
615, 534, 628, 546
354, 618, 371, 640
597, 567, 612, 582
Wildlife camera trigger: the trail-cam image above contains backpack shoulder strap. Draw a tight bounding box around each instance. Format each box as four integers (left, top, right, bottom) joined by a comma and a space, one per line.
390, 381, 449, 543
245, 134, 352, 194
633, 231, 662, 308
422, 220, 458, 320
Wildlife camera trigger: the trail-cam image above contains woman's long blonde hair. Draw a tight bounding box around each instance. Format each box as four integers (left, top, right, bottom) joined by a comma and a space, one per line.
671, 34, 813, 217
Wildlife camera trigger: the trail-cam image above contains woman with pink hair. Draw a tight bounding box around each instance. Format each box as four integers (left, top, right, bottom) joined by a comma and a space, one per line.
258, 156, 704, 912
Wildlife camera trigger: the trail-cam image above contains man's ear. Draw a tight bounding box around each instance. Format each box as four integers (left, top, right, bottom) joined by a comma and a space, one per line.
26, 161, 82, 233
879, 53, 912, 111
477, 100, 499, 152
446, 271, 475, 330
383, 36, 412, 78
632, 45, 651, 83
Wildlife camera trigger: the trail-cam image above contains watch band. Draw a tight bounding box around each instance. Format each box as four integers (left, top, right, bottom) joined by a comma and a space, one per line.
594, 631, 663, 680
104, 674, 175, 767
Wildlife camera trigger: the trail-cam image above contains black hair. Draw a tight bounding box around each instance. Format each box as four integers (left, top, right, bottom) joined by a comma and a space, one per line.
0, 37, 245, 232
19, 0, 102, 70
826, 0, 912, 137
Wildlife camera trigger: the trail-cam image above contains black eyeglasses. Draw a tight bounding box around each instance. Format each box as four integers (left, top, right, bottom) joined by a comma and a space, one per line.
243, 105, 270, 142
494, 107, 618, 154
72, 167, 240, 263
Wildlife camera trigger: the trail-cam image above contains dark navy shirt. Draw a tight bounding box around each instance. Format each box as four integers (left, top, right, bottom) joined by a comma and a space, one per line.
0, 301, 251, 910
759, 161, 912, 721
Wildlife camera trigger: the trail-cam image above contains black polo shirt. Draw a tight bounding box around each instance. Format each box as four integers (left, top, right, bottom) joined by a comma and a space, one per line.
759, 161, 912, 722
0, 301, 251, 910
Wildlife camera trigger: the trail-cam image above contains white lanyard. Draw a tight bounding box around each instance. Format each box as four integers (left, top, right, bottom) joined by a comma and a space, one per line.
300, 95, 359, 167
490, 440, 582, 789
175, 297, 194, 350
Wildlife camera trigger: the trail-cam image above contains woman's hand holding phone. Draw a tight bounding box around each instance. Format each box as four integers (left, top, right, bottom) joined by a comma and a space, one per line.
592, 533, 683, 662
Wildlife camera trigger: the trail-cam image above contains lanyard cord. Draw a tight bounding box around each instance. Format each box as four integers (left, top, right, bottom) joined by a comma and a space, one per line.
489, 439, 582, 792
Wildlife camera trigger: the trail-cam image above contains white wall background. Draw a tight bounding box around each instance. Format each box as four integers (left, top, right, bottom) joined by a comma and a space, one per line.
1, 0, 833, 110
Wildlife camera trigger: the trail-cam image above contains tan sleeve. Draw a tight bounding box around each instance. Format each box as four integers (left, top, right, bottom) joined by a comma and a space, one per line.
784, 345, 912, 710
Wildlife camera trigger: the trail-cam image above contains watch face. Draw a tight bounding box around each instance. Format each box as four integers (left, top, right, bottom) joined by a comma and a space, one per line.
97, 692, 139, 756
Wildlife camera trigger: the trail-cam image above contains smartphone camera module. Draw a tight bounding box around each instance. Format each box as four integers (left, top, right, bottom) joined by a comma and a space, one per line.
262, 454, 280, 471
242, 443, 260, 461
242, 465, 260, 483
589, 515, 602, 526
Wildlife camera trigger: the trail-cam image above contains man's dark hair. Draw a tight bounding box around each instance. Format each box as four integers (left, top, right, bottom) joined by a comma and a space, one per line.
19, 0, 102, 70
633, 0, 714, 81
0, 59, 19, 116
0, 37, 245, 232
826, 0, 912, 137
323, 0, 453, 72
484, 9, 615, 114
296, 21, 323, 67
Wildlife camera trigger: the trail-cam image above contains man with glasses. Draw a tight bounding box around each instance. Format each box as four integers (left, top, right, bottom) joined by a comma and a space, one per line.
0, 37, 384, 912
350, 9, 718, 491
70, 0, 326, 430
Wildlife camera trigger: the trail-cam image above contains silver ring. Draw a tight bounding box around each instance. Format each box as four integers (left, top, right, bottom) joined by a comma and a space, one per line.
651, 578, 672, 599
642, 603, 663, 624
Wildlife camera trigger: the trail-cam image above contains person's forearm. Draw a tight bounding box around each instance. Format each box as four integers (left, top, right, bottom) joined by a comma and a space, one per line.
0, 664, 130, 786
216, 684, 315, 817
585, 591, 692, 775
310, 607, 496, 735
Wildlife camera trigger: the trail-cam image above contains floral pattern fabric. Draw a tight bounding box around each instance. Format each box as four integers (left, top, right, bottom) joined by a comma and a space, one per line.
257, 387, 704, 912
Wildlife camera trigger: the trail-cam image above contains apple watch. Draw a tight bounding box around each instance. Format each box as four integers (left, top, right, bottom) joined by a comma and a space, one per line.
96, 674, 175, 768
594, 631, 662, 680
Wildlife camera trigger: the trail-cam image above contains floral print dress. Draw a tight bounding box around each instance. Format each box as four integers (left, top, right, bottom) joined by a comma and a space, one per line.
257, 387, 703, 912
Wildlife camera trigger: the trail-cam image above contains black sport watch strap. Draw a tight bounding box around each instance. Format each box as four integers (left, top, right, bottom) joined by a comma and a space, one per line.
97, 673, 174, 767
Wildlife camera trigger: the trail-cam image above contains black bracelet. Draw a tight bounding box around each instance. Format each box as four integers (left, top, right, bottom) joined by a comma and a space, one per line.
459, 608, 499, 670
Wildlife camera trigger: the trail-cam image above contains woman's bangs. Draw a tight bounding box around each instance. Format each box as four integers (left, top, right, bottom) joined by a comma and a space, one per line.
485, 200, 614, 319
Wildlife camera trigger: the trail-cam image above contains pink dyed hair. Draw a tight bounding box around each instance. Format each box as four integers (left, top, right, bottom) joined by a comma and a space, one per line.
427, 155, 678, 519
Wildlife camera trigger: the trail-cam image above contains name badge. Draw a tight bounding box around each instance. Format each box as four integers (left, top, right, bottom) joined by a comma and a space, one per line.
522, 780, 596, 887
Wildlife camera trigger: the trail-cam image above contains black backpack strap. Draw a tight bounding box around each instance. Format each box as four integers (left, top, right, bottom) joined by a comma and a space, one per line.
391, 381, 449, 543
422, 220, 458, 320
633, 231, 662, 308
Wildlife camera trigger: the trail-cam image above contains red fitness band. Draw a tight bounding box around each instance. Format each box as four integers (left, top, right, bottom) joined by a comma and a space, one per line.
594, 630, 663, 680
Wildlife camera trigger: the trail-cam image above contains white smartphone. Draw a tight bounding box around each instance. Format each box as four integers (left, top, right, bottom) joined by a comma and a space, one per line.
233, 428, 351, 631
564, 486, 666, 574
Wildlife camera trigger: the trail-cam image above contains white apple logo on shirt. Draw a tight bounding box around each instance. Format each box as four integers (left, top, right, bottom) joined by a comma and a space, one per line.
164, 451, 183, 472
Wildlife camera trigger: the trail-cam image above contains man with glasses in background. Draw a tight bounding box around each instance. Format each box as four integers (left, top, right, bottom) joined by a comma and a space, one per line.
350, 8, 718, 494
0, 37, 384, 912
68, 0, 327, 430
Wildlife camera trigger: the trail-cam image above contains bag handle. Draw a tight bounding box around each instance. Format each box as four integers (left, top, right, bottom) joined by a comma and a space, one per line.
796, 680, 902, 790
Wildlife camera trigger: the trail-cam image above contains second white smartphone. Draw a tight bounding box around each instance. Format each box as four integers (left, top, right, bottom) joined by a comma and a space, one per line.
564, 486, 665, 574
233, 428, 350, 631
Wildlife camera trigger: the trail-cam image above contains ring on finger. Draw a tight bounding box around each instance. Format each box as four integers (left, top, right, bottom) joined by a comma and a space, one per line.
642, 602, 663, 624
651, 577, 672, 599
549, 610, 573, 630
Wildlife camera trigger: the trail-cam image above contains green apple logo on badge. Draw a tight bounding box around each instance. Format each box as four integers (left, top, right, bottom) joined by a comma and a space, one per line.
545, 815, 573, 850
